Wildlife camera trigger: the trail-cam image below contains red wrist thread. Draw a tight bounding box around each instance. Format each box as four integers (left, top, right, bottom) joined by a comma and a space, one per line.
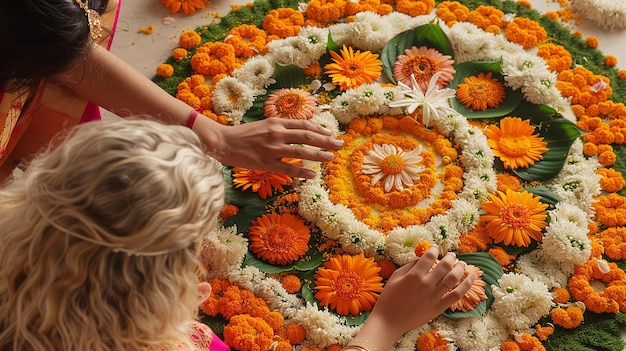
186, 110, 199, 129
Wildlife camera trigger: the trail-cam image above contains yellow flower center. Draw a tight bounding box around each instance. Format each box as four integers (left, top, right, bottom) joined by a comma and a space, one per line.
500, 203, 531, 228
331, 271, 363, 300
380, 154, 406, 175
276, 93, 305, 116
498, 135, 532, 157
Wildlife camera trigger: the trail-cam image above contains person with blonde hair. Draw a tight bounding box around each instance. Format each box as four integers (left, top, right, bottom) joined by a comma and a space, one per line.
0, 119, 472, 351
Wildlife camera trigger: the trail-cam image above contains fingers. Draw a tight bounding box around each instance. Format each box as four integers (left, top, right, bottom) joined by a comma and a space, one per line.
440, 272, 476, 307
266, 118, 344, 150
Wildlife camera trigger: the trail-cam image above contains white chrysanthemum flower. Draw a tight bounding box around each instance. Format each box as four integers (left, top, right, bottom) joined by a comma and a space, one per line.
201, 225, 248, 275
297, 182, 331, 222
310, 110, 341, 136
447, 21, 496, 63
433, 111, 467, 137
439, 313, 509, 351
549, 202, 590, 229
232, 55, 275, 91
351, 83, 388, 116
571, 0, 626, 29
315, 204, 354, 240
343, 11, 394, 52
327, 23, 353, 47
425, 214, 461, 254
542, 220, 591, 267
491, 273, 554, 331
228, 265, 267, 291
501, 51, 551, 90
293, 303, 357, 347
362, 143, 426, 192
389, 72, 457, 127
386, 225, 433, 265
383, 12, 427, 34
266, 37, 314, 68
329, 92, 358, 124
548, 173, 601, 213
458, 175, 492, 203
516, 250, 570, 289
211, 77, 255, 114
298, 26, 330, 60
520, 70, 560, 105
459, 140, 495, 169
449, 198, 482, 233
338, 219, 385, 257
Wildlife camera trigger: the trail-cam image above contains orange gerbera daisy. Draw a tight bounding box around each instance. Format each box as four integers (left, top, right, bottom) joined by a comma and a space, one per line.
264, 88, 317, 120
455, 72, 506, 111
314, 253, 384, 316
161, 0, 207, 15
393, 46, 455, 92
248, 213, 311, 265
324, 45, 382, 91
481, 189, 548, 247
448, 264, 488, 312
232, 159, 299, 199
484, 117, 549, 169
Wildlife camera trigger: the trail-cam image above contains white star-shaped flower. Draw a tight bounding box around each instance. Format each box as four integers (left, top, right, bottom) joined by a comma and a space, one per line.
389, 71, 457, 127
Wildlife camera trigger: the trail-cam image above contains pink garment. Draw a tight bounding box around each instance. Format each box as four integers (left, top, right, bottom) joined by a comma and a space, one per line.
79, 0, 122, 123
209, 332, 230, 351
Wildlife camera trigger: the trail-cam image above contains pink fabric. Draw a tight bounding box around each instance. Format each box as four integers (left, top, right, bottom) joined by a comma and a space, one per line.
79, 0, 122, 123
209, 332, 230, 351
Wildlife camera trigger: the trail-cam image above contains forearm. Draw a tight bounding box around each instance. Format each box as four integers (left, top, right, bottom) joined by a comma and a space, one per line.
53, 44, 194, 125
348, 314, 401, 351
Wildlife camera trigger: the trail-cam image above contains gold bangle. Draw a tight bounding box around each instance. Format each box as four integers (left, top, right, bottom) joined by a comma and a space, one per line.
341, 346, 368, 351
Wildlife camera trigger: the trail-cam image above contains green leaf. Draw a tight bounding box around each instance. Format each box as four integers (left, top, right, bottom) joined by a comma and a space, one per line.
243, 93, 269, 122
326, 31, 340, 52
544, 312, 626, 351
524, 184, 561, 207
272, 63, 307, 89
509, 103, 583, 181
449, 60, 524, 119
381, 24, 453, 84
443, 252, 503, 320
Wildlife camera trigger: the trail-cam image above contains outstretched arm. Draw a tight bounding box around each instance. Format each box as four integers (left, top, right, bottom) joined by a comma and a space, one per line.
53, 45, 343, 178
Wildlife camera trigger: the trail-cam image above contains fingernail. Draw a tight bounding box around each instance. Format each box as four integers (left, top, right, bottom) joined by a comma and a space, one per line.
302, 169, 317, 179
333, 139, 345, 148
447, 252, 456, 258
322, 151, 334, 160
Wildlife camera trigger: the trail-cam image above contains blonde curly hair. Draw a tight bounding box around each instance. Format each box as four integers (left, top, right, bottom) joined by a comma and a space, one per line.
0, 119, 225, 350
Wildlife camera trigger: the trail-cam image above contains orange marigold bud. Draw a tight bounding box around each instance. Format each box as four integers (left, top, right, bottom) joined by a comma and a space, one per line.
156, 63, 174, 78
285, 323, 306, 344
178, 29, 202, 49
281, 274, 302, 294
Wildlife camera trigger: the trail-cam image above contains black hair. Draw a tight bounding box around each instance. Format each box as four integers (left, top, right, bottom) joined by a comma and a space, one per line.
0, 0, 110, 91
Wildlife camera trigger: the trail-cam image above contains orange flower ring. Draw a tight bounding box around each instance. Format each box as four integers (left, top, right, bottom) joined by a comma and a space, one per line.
568, 259, 626, 314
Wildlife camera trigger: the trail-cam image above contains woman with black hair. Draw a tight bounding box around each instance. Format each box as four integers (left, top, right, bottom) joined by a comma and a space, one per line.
0, 0, 343, 181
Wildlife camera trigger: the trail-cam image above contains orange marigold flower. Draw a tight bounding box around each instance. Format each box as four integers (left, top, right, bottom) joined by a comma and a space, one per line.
536, 43, 572, 72
376, 259, 397, 279
191, 42, 240, 76
605, 55, 618, 67
481, 189, 548, 247
232, 160, 296, 199
156, 64, 174, 78
226, 24, 269, 57
551, 306, 584, 329
178, 29, 202, 49
597, 167, 625, 192
504, 17, 547, 49
396, 0, 435, 17
552, 287, 570, 304
281, 274, 302, 294
414, 241, 432, 257
285, 323, 306, 344
172, 47, 189, 61
264, 88, 317, 120
534, 324, 554, 341
568, 259, 626, 313
619, 70, 626, 80
219, 204, 239, 220
249, 213, 311, 265
417, 330, 448, 351
467, 5, 504, 29
488, 246, 514, 267
263, 7, 304, 38
324, 45, 382, 91
456, 72, 506, 111
435, 1, 470, 26
485, 117, 549, 169
326, 344, 343, 351
305, 0, 346, 23
223, 315, 274, 351
599, 227, 626, 260
518, 0, 532, 8
599, 150, 617, 166
161, 0, 208, 15
176, 90, 201, 110
585, 36, 599, 48
582, 142, 598, 156
496, 172, 523, 192
314, 253, 384, 316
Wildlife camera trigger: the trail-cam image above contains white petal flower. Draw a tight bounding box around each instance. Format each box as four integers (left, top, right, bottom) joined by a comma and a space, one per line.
232, 56, 275, 91
389, 72, 457, 127
491, 273, 554, 331
211, 77, 255, 115
362, 143, 425, 192
386, 225, 433, 265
